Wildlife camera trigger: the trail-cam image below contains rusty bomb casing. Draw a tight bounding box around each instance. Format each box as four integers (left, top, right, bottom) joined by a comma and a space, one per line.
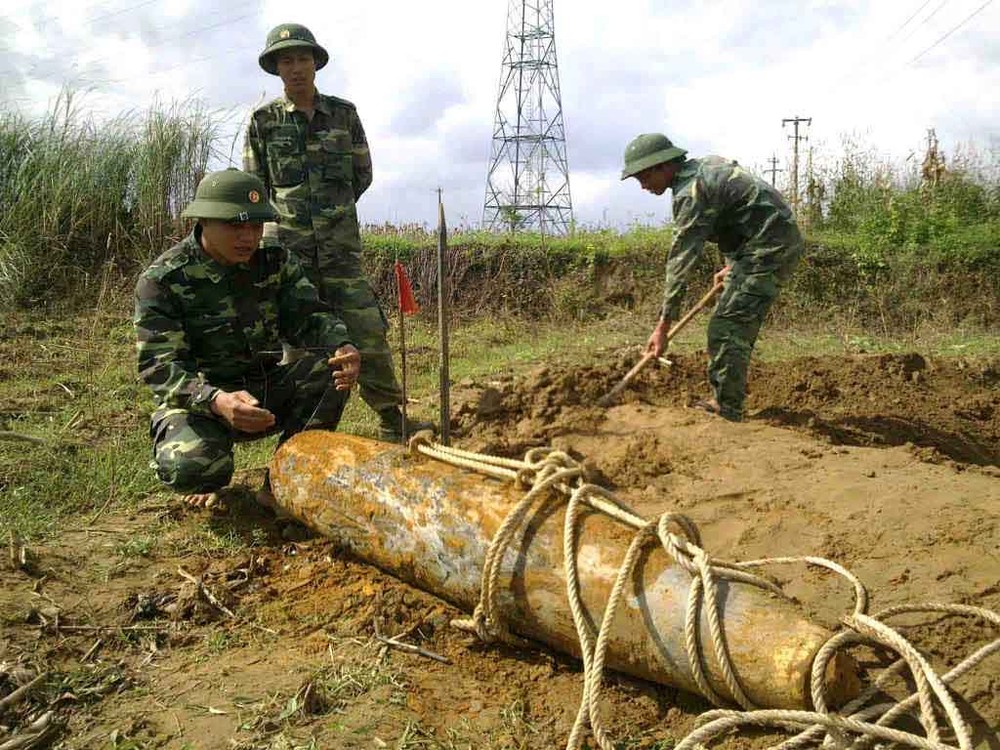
270, 431, 857, 709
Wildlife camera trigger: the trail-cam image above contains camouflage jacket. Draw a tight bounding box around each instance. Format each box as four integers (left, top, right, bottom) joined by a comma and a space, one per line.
661, 156, 802, 320
243, 91, 372, 278
134, 228, 352, 415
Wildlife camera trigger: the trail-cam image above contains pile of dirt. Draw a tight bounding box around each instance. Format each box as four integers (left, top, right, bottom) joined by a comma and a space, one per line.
451, 349, 1000, 468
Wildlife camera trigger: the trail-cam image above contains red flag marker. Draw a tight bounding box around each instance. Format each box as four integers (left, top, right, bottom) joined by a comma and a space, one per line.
394, 261, 419, 316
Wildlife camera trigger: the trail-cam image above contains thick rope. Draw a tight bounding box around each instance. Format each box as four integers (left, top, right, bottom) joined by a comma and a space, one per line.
676, 709, 960, 750
412, 438, 998, 750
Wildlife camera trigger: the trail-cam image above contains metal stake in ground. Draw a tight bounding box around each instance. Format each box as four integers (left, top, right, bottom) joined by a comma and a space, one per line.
597, 280, 725, 407
394, 260, 421, 442
397, 255, 411, 445
437, 189, 451, 446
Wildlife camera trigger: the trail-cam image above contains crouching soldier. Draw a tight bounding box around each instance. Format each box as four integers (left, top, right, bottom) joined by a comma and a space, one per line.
134, 168, 360, 508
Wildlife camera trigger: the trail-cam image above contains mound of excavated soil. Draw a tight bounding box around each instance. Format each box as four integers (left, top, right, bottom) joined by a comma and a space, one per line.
451, 349, 1000, 467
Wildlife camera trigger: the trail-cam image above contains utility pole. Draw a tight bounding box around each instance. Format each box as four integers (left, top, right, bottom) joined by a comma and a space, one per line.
781, 116, 811, 214
764, 154, 783, 187
483, 0, 573, 235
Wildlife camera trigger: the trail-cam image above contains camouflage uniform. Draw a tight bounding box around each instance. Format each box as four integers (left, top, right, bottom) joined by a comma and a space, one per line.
243, 94, 403, 416
663, 156, 802, 421
134, 227, 353, 494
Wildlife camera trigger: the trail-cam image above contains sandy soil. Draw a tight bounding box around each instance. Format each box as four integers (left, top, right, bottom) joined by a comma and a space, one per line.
1, 349, 998, 749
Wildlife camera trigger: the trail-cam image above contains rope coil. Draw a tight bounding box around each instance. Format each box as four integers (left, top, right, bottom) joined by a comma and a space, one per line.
410, 438, 998, 750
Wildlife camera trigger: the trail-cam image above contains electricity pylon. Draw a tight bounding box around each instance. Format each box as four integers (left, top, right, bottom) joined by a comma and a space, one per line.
483, 0, 573, 235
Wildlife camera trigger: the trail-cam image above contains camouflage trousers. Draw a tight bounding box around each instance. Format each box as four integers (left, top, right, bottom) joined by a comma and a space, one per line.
315, 275, 402, 415
149, 353, 348, 494
707, 248, 802, 422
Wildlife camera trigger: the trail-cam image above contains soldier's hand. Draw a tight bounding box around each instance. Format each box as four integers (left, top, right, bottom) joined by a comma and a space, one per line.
645, 320, 669, 358
713, 264, 732, 287
211, 390, 276, 433
328, 345, 361, 391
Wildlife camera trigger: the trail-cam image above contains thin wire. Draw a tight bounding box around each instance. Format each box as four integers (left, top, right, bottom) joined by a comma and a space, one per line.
69, 42, 260, 87
909, 0, 996, 63
16, 9, 257, 78
85, 0, 161, 26
822, 0, 949, 94
886, 0, 936, 40
815, 0, 990, 101
898, 0, 953, 43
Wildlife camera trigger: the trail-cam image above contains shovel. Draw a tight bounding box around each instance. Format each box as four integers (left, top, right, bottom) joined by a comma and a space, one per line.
596, 280, 725, 407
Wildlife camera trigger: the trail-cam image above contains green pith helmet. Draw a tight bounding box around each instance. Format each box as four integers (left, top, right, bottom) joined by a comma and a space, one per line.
620, 133, 688, 180
258, 23, 329, 75
181, 169, 277, 223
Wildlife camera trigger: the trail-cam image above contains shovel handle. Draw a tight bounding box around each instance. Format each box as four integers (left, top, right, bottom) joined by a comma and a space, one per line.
596, 352, 656, 406
666, 279, 725, 339
596, 280, 725, 407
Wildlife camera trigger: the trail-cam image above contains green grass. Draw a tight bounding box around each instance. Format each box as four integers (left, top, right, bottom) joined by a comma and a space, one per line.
753, 324, 1000, 361
229, 640, 408, 748
0, 313, 162, 540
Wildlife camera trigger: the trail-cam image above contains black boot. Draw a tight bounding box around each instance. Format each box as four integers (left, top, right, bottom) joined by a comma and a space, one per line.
377, 406, 435, 443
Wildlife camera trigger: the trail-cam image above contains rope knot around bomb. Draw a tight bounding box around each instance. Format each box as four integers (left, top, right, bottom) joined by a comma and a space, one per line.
403, 437, 999, 750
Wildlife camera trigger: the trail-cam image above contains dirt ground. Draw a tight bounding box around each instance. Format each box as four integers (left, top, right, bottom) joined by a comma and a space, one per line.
2, 348, 998, 749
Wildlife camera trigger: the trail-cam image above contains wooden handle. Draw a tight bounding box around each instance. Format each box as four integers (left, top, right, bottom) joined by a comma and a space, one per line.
596, 280, 724, 407
666, 280, 725, 341
596, 352, 656, 406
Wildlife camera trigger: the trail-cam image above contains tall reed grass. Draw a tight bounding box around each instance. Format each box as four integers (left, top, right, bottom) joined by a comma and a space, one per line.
0, 92, 217, 307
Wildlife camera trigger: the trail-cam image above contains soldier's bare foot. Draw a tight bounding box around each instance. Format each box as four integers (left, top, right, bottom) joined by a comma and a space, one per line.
182, 492, 220, 510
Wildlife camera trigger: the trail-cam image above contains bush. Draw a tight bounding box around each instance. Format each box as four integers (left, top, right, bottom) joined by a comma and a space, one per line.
361, 227, 681, 319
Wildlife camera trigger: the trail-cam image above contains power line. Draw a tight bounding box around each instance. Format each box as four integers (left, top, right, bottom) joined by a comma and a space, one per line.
886, 0, 935, 40
14, 8, 258, 78
818, 0, 990, 101
909, 0, 995, 63
857, 0, 995, 91
85, 0, 161, 26
824, 0, 947, 94
899, 0, 953, 43
5, 0, 183, 69
68, 42, 260, 88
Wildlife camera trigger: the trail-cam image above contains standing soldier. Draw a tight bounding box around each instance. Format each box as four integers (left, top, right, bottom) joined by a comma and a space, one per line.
243, 22, 431, 443
135, 168, 360, 509
621, 133, 803, 422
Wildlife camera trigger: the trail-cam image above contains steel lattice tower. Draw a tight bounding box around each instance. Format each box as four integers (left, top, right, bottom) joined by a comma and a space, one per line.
483, 0, 572, 234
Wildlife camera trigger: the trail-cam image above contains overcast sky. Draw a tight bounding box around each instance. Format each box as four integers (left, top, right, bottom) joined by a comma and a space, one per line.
1, 0, 997, 229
